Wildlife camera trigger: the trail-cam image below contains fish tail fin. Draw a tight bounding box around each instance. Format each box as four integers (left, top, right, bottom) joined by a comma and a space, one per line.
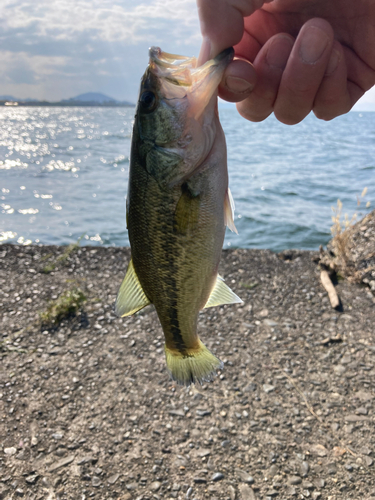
165, 340, 223, 386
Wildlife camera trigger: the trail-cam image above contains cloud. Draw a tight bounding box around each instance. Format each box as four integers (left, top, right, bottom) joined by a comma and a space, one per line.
0, 0, 201, 101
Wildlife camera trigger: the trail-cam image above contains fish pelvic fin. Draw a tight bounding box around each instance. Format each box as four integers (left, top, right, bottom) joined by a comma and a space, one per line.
204, 275, 243, 309
224, 187, 238, 234
115, 259, 150, 317
165, 340, 223, 386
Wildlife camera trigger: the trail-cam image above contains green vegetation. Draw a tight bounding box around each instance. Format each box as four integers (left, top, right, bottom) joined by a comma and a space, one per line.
241, 281, 259, 290
40, 287, 86, 325
42, 234, 85, 273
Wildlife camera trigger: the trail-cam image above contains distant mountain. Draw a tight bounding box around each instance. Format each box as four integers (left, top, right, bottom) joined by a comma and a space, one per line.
63, 92, 133, 106
0, 95, 38, 102
0, 95, 17, 101
0, 92, 133, 106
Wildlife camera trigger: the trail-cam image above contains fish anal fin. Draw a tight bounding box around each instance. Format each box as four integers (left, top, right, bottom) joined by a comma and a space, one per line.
115, 259, 150, 317
224, 187, 238, 234
204, 275, 243, 309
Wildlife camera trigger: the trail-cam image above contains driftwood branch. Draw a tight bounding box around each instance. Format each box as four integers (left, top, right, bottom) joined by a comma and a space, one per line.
320, 269, 340, 309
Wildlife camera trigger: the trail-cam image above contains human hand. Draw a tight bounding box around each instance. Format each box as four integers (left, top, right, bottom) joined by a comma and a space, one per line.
197, 0, 375, 124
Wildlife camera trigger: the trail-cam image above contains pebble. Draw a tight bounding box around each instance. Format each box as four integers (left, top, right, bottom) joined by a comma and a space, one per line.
91, 476, 101, 487
107, 473, 119, 485
25, 475, 38, 484
211, 472, 224, 482
185, 487, 193, 498
326, 463, 338, 475
193, 477, 207, 484
15, 489, 24, 497
4, 447, 17, 456
265, 489, 278, 497
126, 482, 138, 491
288, 476, 302, 485
49, 455, 75, 472
263, 384, 275, 394
228, 485, 236, 500
300, 461, 309, 477
236, 469, 254, 484
311, 493, 321, 500
302, 481, 314, 489
238, 484, 256, 500
365, 456, 374, 466
150, 481, 161, 492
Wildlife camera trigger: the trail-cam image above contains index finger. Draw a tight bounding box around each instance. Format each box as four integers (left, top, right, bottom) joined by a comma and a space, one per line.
197, 0, 274, 64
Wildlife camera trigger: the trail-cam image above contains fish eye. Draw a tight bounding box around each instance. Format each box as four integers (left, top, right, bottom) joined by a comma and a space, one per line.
140, 91, 157, 113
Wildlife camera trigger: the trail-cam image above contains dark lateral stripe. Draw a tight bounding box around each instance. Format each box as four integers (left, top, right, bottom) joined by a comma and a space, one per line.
169, 302, 186, 354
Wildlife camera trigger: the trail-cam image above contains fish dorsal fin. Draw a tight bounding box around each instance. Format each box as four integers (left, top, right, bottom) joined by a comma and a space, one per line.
115, 259, 150, 317
204, 275, 243, 309
224, 187, 238, 234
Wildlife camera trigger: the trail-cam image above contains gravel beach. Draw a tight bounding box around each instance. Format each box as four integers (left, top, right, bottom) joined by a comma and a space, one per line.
1, 243, 375, 500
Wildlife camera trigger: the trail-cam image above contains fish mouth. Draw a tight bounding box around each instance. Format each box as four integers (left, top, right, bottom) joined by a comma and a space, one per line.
148, 46, 234, 88
148, 46, 234, 118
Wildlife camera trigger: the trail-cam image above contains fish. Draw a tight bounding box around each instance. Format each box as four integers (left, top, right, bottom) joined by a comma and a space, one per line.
115, 46, 242, 386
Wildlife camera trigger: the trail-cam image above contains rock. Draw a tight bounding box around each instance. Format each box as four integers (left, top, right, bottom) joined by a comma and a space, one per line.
211, 472, 224, 482
25, 475, 38, 484
4, 447, 17, 456
228, 485, 236, 500
238, 484, 256, 500
288, 476, 302, 485
268, 465, 278, 477
15, 489, 24, 497
365, 456, 374, 466
309, 444, 327, 457
126, 483, 138, 491
235, 469, 254, 484
49, 455, 75, 472
196, 409, 212, 417
92, 476, 101, 487
186, 487, 193, 499
263, 384, 275, 394
326, 463, 338, 475
265, 490, 278, 497
108, 473, 120, 485
300, 461, 309, 477
150, 481, 161, 492
169, 409, 185, 417
193, 477, 207, 484
311, 493, 321, 500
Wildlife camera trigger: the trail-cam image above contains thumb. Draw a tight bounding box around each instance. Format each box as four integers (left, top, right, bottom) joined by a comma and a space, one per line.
197, 0, 274, 65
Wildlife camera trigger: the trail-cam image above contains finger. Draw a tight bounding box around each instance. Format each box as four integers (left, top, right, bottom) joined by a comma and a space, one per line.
235, 33, 294, 121
273, 18, 334, 125
218, 59, 257, 102
197, 0, 274, 64
313, 42, 352, 120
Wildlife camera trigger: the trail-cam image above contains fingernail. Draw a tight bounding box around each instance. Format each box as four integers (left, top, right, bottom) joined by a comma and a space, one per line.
266, 36, 294, 69
225, 76, 254, 94
198, 37, 211, 66
299, 26, 330, 64
325, 49, 340, 75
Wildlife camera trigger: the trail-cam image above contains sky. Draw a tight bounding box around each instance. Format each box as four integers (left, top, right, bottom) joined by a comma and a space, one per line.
0, 0, 375, 108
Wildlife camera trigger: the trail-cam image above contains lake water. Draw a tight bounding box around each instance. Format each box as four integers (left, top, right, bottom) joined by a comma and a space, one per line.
0, 106, 374, 251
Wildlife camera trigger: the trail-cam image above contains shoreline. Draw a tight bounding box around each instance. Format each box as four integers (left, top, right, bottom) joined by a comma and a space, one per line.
1, 244, 375, 499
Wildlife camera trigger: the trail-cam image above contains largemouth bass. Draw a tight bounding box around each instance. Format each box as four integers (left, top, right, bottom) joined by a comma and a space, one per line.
116, 46, 242, 385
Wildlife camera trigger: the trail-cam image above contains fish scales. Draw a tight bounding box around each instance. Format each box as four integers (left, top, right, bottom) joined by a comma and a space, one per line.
116, 47, 242, 385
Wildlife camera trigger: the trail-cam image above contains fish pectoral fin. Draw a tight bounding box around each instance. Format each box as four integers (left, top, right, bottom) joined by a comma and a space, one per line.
204, 275, 243, 308
115, 259, 150, 317
224, 187, 238, 234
